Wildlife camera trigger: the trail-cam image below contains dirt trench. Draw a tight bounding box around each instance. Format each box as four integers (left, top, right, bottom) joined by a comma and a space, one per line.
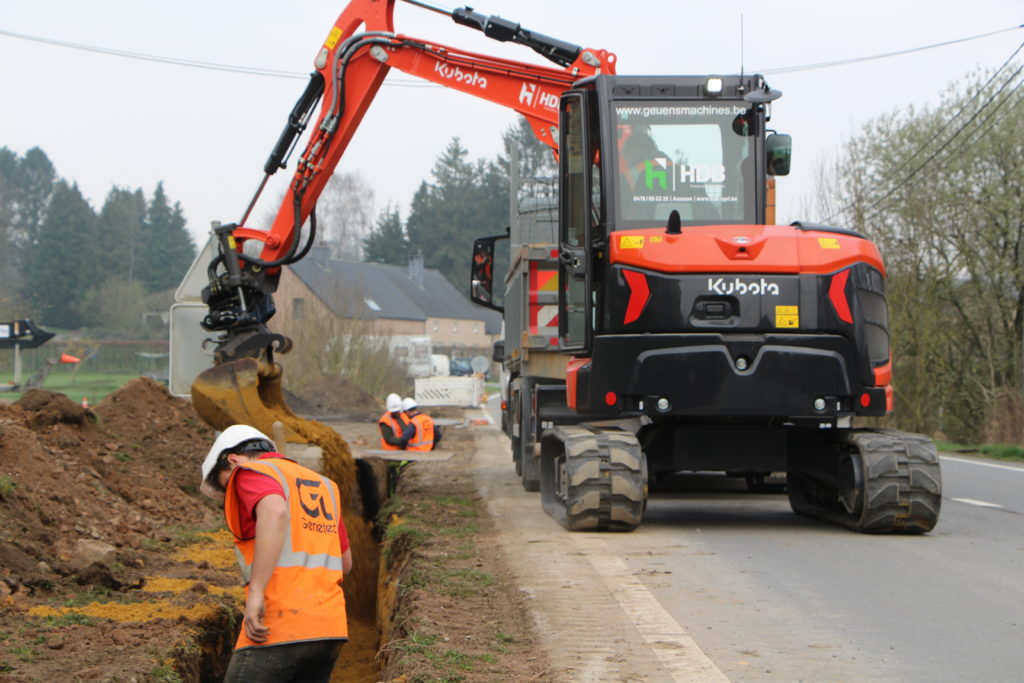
0, 378, 544, 681
0, 379, 387, 681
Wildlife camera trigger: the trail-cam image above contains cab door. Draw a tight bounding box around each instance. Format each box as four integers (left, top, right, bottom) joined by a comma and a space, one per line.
557, 92, 597, 354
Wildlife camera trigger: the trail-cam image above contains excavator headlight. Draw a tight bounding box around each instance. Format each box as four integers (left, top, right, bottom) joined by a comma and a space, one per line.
704, 77, 724, 96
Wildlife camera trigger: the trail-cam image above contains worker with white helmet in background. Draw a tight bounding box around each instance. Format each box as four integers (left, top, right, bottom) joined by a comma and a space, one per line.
200, 424, 351, 682
402, 396, 442, 451
378, 392, 413, 450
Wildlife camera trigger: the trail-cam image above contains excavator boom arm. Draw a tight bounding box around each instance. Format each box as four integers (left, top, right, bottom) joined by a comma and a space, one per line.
193, 0, 614, 436
251, 1, 615, 266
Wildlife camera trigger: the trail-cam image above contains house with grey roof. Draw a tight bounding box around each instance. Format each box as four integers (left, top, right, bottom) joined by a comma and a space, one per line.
270, 248, 501, 358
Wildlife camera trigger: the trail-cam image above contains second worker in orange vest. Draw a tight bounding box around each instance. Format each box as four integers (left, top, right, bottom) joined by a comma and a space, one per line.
402, 397, 442, 451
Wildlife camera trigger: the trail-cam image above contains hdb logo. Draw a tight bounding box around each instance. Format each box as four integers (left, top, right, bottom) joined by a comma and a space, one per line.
519, 83, 558, 109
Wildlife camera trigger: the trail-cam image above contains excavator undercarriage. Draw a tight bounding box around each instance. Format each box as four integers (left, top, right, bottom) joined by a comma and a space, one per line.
534, 421, 941, 534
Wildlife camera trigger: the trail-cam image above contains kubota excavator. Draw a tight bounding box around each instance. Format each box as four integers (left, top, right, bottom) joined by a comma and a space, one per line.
193, 0, 941, 534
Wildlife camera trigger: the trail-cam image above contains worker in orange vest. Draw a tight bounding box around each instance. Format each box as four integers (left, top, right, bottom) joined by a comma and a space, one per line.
402, 397, 442, 451
200, 425, 351, 683
378, 393, 413, 450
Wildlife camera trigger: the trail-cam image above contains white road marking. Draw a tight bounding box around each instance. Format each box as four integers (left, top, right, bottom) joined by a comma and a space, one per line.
951, 497, 1005, 509
572, 535, 730, 682
940, 455, 1024, 472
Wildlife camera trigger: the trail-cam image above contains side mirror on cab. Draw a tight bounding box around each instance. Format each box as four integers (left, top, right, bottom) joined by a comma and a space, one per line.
766, 133, 792, 176
470, 234, 507, 313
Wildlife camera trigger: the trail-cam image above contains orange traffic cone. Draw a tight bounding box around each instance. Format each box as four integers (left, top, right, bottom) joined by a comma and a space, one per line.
81, 396, 88, 409
60, 353, 81, 364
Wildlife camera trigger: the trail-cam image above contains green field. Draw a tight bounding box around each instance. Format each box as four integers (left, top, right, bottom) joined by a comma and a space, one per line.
0, 372, 142, 406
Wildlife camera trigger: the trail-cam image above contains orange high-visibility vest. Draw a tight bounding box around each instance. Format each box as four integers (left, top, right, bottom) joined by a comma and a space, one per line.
224, 457, 347, 650
407, 413, 435, 451
378, 411, 409, 450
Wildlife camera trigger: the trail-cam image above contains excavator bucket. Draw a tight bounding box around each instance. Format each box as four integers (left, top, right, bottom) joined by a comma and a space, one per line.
190, 357, 357, 509
191, 357, 298, 436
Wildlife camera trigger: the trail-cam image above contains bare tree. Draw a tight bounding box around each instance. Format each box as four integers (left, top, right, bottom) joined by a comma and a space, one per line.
812, 65, 1024, 444
314, 171, 376, 262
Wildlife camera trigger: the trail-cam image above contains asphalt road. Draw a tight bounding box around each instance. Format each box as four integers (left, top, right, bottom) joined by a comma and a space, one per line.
479, 397, 1024, 681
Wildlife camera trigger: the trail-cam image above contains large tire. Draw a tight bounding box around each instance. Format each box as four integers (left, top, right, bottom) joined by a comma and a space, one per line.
540, 426, 647, 531
788, 429, 941, 533
519, 379, 540, 492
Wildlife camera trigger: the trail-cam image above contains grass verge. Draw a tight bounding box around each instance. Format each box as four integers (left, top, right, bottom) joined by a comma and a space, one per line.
934, 440, 1024, 463
376, 485, 541, 682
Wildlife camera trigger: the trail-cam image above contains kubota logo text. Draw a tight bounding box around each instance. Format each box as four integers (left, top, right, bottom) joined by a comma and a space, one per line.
708, 277, 781, 296
435, 61, 488, 89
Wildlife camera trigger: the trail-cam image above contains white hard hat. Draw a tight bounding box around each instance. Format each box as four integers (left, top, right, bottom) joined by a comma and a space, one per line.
200, 424, 275, 485
401, 397, 417, 411
386, 393, 402, 412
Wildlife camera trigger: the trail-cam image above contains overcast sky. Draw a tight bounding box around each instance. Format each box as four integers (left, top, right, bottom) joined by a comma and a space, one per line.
1, 0, 1021, 248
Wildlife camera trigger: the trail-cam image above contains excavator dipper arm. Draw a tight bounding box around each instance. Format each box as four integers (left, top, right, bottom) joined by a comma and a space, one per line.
192, 0, 615, 436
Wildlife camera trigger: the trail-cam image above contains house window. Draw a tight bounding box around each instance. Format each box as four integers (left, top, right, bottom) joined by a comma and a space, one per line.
433, 321, 438, 332
293, 297, 305, 319
473, 323, 479, 334
453, 322, 458, 332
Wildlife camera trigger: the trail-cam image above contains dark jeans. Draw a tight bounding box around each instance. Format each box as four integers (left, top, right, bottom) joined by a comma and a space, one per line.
223, 639, 345, 683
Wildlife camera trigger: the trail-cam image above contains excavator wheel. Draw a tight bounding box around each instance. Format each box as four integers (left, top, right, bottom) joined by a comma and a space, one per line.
517, 380, 541, 492
539, 425, 647, 531
788, 428, 941, 533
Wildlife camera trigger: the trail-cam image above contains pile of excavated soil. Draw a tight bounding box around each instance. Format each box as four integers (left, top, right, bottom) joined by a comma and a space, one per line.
291, 375, 385, 420
0, 376, 530, 682
0, 379, 239, 680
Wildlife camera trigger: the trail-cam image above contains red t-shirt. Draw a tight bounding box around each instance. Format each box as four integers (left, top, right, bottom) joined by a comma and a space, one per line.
232, 453, 349, 553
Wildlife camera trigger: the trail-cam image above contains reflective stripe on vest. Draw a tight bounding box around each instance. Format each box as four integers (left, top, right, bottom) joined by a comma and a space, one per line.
224, 457, 347, 649
378, 411, 409, 450
407, 413, 435, 451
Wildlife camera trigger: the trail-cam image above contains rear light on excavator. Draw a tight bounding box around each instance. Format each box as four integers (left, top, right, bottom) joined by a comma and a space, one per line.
622, 269, 650, 324
828, 269, 853, 324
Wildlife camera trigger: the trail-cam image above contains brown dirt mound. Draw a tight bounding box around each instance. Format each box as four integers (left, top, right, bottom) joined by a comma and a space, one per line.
14, 389, 93, 430
93, 377, 218, 497
293, 374, 384, 420
0, 378, 239, 680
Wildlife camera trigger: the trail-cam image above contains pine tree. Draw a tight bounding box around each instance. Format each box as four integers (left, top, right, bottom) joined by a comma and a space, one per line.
93, 187, 147, 289
405, 137, 509, 290
140, 182, 195, 293
24, 181, 95, 328
0, 147, 57, 315
363, 205, 409, 265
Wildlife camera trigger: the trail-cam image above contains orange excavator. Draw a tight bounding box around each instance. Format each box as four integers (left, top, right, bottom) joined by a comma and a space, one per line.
193, 0, 941, 535
191, 0, 615, 445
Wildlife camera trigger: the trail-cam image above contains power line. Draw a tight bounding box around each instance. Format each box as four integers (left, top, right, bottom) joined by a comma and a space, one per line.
0, 27, 439, 88
4, 23, 1022, 85
845, 67, 1024, 225
824, 40, 1024, 223
757, 24, 1023, 75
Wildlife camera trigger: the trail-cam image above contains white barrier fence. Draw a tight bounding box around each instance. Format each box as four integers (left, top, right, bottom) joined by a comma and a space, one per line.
414, 375, 485, 407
